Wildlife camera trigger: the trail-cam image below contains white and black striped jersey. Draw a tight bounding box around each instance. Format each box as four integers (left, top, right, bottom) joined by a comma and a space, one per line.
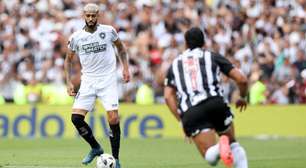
164, 48, 234, 113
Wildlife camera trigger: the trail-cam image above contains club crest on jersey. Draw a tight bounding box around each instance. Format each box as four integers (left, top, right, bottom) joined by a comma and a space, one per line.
99, 32, 105, 39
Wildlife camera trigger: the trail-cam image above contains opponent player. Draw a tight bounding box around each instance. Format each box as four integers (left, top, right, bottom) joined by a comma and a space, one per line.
164, 27, 248, 168
64, 3, 130, 168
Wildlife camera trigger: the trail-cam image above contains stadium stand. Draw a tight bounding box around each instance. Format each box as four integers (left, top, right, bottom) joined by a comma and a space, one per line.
0, 0, 305, 104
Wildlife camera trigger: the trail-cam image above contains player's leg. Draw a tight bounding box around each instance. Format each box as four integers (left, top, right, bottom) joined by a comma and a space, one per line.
72, 86, 103, 164
106, 110, 121, 168
206, 97, 235, 167
107, 110, 121, 160
213, 98, 247, 168
98, 80, 121, 168
181, 99, 221, 166
219, 123, 248, 168
71, 109, 101, 149
192, 129, 220, 166
71, 109, 103, 164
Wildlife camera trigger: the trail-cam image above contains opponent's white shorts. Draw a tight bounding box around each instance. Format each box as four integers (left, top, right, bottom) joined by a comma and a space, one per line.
72, 76, 119, 111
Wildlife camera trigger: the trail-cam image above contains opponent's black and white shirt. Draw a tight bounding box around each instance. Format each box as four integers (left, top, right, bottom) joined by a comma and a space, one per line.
164, 48, 234, 113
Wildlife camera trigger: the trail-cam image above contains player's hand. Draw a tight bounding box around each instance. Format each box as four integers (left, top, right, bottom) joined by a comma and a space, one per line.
122, 67, 130, 83
235, 98, 247, 112
67, 82, 77, 96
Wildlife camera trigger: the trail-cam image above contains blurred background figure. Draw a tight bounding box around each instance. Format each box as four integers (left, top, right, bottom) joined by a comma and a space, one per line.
0, 0, 305, 104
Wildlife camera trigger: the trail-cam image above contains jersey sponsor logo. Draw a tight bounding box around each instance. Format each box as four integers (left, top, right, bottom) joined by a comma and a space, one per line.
82, 42, 107, 54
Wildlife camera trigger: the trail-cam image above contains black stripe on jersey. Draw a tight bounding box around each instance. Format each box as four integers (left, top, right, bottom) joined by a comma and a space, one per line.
211, 55, 220, 96
178, 59, 192, 108
199, 52, 212, 97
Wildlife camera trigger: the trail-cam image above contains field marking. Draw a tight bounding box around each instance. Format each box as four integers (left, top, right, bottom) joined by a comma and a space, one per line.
1, 165, 83, 168
250, 155, 306, 161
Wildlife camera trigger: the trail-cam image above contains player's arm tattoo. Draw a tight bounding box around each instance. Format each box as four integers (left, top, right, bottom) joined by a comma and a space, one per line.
64, 49, 75, 83
114, 39, 129, 67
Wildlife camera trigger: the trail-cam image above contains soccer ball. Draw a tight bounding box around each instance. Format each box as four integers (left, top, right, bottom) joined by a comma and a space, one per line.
96, 153, 116, 168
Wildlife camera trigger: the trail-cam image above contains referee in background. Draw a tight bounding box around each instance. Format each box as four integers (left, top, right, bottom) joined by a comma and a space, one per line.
164, 27, 248, 168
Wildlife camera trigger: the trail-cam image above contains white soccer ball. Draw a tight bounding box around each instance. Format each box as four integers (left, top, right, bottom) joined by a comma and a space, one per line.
96, 153, 116, 168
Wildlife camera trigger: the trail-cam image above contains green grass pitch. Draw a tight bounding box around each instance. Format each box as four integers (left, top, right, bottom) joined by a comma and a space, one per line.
1, 138, 306, 168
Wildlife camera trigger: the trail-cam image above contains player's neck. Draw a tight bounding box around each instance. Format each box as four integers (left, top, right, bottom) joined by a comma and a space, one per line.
84, 25, 98, 33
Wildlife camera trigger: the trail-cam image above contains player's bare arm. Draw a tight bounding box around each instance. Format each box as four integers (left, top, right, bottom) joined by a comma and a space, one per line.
64, 49, 77, 96
114, 39, 130, 83
164, 85, 192, 143
228, 68, 248, 112
164, 86, 180, 121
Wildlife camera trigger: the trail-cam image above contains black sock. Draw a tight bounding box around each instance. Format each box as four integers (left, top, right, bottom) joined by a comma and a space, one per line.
71, 114, 100, 149
109, 123, 121, 159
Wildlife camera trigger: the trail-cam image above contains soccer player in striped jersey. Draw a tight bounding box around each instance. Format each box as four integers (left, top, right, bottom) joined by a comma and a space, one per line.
164, 27, 248, 168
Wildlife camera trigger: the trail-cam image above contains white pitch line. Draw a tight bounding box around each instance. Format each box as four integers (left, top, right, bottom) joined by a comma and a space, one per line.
2, 165, 83, 168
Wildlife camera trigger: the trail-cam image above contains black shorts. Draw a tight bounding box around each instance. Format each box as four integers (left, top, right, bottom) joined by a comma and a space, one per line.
181, 96, 233, 137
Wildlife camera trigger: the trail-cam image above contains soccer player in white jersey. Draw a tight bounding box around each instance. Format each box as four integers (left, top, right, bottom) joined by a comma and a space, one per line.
64, 3, 130, 168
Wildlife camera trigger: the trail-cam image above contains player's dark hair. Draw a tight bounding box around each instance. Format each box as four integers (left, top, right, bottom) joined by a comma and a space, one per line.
184, 27, 205, 50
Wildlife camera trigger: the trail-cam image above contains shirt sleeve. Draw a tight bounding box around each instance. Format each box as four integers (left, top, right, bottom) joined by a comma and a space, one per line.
164, 65, 176, 88
67, 35, 76, 52
213, 54, 234, 76
110, 27, 119, 42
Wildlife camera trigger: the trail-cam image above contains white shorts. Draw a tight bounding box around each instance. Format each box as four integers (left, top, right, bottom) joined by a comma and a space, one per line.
72, 76, 119, 111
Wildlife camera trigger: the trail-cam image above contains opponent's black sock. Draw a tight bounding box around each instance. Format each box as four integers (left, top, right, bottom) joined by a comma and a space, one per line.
109, 123, 121, 159
71, 114, 100, 149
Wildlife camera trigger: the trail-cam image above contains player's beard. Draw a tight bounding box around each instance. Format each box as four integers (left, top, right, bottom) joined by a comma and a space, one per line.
85, 20, 97, 30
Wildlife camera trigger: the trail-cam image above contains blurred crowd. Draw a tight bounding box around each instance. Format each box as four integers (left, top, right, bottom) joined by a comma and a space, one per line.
0, 0, 305, 105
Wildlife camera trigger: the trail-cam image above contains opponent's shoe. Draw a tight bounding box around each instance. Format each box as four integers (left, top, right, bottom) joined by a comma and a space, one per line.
219, 135, 233, 167
115, 159, 121, 168
82, 147, 104, 165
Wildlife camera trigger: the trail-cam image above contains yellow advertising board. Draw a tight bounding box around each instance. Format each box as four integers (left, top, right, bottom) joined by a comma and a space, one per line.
0, 104, 181, 138
0, 104, 306, 138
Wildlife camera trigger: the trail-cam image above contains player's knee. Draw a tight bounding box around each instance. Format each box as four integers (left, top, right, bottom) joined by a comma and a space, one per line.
108, 117, 119, 125
205, 155, 218, 166
205, 154, 218, 166
204, 145, 219, 166
71, 114, 85, 126
205, 155, 219, 166
107, 112, 119, 124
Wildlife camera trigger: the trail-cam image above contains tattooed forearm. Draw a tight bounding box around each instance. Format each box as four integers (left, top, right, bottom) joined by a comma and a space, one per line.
64, 51, 74, 83
115, 40, 129, 66
119, 47, 128, 62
